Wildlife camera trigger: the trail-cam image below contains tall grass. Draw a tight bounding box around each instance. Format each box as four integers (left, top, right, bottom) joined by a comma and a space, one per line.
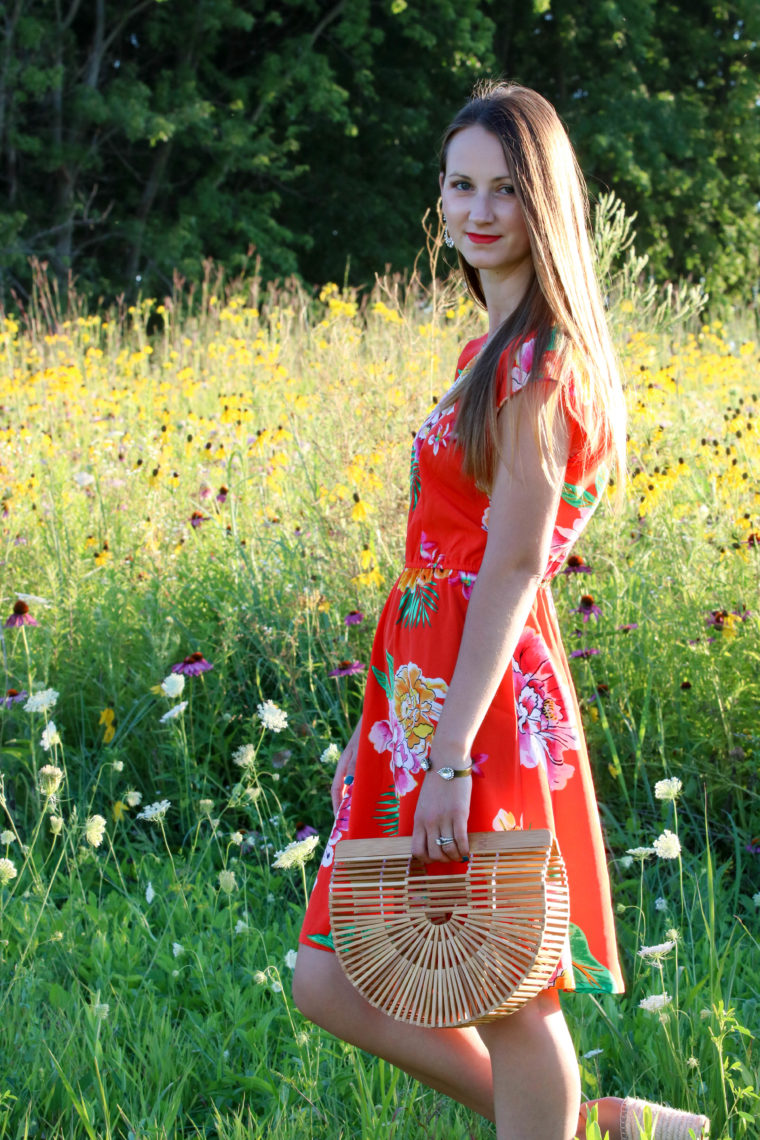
0, 229, 758, 1137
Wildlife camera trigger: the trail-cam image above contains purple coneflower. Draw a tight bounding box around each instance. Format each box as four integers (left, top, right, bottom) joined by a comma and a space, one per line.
617, 623, 639, 633
570, 647, 601, 659
572, 595, 601, 622
296, 823, 318, 841
562, 554, 592, 575
1, 689, 28, 708
328, 660, 365, 677
171, 651, 214, 676
216, 486, 228, 504
746, 837, 760, 856
344, 610, 364, 626
190, 511, 210, 528
4, 600, 38, 628
705, 609, 729, 629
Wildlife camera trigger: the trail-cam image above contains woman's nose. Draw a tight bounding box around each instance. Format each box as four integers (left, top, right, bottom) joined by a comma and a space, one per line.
469, 191, 494, 222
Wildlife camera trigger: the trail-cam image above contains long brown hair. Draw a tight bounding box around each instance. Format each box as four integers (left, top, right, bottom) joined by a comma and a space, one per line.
439, 82, 626, 493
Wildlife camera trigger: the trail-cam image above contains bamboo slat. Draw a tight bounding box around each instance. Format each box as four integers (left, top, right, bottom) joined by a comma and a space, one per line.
329, 830, 570, 1027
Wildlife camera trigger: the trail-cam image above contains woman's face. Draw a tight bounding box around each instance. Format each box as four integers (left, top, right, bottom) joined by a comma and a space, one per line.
439, 124, 531, 279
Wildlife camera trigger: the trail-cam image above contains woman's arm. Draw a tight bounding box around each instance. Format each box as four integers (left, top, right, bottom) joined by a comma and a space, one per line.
411, 384, 571, 863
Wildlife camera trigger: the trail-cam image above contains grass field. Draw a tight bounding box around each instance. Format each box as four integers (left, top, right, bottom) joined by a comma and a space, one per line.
0, 253, 758, 1138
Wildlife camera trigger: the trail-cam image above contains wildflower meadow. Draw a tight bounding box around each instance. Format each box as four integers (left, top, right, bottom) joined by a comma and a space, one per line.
0, 211, 759, 1138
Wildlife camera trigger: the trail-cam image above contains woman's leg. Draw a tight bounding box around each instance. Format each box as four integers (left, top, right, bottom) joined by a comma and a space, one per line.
477, 991, 581, 1140
292, 945, 495, 1116
294, 945, 625, 1137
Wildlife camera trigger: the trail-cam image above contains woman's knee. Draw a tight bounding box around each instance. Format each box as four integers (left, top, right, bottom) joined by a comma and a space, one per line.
291, 945, 344, 1025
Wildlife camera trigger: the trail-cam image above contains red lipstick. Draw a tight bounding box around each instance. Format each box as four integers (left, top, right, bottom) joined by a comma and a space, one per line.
466, 233, 499, 244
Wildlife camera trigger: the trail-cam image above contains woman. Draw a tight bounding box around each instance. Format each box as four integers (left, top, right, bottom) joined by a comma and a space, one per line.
293, 82, 709, 1140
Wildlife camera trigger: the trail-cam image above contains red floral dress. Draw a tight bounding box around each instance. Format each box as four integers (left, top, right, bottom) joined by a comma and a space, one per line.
299, 333, 624, 996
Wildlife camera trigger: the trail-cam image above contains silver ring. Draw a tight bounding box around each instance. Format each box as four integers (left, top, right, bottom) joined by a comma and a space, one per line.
435, 836, 454, 847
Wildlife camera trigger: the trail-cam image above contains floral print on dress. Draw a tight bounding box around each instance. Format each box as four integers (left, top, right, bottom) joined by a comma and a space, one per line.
511, 337, 535, 393
512, 625, 578, 790
369, 657, 448, 796
320, 782, 353, 868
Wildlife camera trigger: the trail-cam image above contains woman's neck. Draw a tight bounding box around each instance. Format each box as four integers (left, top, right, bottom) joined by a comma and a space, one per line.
480, 259, 535, 339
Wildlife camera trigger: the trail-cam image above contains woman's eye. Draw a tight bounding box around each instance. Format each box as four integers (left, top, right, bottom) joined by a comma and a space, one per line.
453, 180, 471, 191
498, 184, 515, 195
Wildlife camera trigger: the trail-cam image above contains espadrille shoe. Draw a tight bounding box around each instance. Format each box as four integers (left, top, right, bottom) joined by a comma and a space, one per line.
621, 1097, 710, 1139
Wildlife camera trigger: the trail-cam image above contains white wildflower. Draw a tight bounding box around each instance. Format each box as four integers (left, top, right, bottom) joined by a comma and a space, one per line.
40, 722, 62, 751
0, 830, 15, 845
320, 743, 341, 765
284, 949, 298, 970
136, 799, 171, 823
38, 764, 64, 796
270, 980, 283, 993
24, 689, 59, 713
654, 777, 683, 801
160, 673, 185, 699
687, 1056, 699, 1069
85, 814, 107, 848
124, 789, 142, 808
653, 829, 682, 860
112, 760, 124, 773
15, 593, 51, 607
272, 835, 319, 869
50, 815, 63, 836
232, 743, 256, 769
73, 471, 96, 488
145, 881, 155, 904
256, 700, 288, 733
218, 869, 237, 894
0, 857, 18, 886
234, 919, 247, 934
665, 927, 680, 943
619, 855, 633, 870
92, 1002, 109, 1019
753, 891, 760, 908
160, 701, 187, 723
639, 993, 672, 1013
655, 897, 668, 912
638, 940, 676, 962
583, 1048, 604, 1059
626, 846, 655, 859
198, 798, 214, 814
253, 970, 267, 985
230, 831, 244, 846
172, 942, 184, 958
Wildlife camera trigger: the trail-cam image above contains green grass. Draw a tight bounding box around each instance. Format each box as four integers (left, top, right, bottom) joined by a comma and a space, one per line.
0, 257, 758, 1137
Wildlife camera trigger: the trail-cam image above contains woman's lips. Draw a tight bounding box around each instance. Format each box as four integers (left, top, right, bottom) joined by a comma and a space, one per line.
466, 233, 500, 244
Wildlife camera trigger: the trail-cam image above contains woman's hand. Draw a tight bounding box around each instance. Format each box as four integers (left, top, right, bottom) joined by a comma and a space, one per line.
411, 766, 472, 863
331, 717, 362, 814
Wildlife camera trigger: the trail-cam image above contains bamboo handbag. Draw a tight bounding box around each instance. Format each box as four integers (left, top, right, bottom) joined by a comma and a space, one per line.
329, 830, 569, 1028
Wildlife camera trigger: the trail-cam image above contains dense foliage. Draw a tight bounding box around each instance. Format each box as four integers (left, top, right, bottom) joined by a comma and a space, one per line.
1, 0, 758, 302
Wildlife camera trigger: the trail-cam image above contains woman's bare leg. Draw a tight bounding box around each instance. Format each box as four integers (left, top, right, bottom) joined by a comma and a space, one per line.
292, 945, 494, 1115
477, 991, 581, 1139
293, 945, 624, 1137
575, 1098, 624, 1140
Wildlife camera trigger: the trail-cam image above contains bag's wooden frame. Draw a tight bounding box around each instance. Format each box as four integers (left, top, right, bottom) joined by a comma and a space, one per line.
329, 830, 569, 1028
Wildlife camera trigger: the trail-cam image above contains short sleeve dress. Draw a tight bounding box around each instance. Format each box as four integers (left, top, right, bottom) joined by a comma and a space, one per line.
299, 332, 624, 996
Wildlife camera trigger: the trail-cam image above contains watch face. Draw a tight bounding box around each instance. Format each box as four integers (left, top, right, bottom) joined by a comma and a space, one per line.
439, 767, 454, 780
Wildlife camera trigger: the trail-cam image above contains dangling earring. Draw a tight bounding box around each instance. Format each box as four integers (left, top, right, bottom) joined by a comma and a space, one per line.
442, 214, 455, 249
